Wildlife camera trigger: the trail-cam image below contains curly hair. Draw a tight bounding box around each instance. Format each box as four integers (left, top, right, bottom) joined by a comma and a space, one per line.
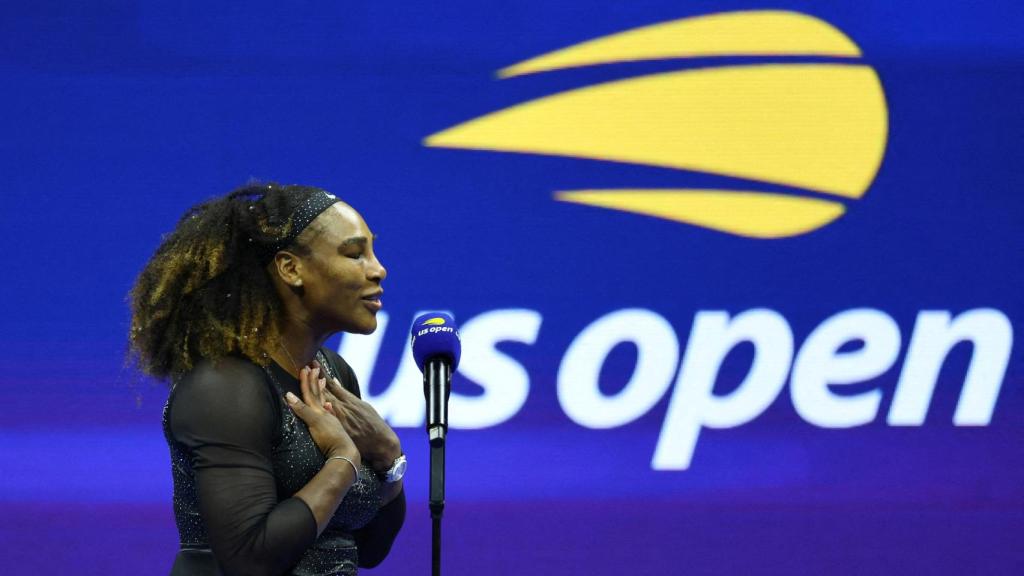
128, 182, 325, 380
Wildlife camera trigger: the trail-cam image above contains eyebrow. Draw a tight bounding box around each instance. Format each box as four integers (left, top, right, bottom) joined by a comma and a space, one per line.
338, 234, 377, 247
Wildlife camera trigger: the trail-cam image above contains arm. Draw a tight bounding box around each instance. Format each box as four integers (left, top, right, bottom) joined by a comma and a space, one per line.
286, 363, 363, 533
353, 488, 406, 567
320, 352, 408, 567
170, 359, 358, 576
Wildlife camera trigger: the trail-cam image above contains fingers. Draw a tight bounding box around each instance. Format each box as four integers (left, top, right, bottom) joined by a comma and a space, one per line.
322, 389, 341, 410
288, 362, 357, 431
285, 391, 302, 408
285, 391, 310, 422
324, 376, 346, 398
327, 377, 360, 402
322, 390, 350, 425
330, 377, 384, 418
300, 365, 323, 406
319, 379, 332, 413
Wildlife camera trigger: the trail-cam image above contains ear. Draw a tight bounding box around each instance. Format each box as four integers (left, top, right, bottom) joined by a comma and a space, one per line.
272, 250, 304, 288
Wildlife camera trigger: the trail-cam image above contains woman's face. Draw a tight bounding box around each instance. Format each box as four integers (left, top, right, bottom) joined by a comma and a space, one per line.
294, 202, 387, 335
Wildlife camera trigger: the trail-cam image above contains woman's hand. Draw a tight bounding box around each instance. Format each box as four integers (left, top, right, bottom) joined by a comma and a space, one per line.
316, 365, 402, 474
285, 365, 361, 466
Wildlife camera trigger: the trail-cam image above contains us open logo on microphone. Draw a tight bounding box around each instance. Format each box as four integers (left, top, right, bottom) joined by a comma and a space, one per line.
424, 10, 888, 238
416, 326, 457, 337
411, 317, 458, 346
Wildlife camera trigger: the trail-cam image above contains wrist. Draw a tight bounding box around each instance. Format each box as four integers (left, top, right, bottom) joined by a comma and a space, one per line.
377, 452, 407, 484
327, 447, 361, 469
371, 441, 403, 473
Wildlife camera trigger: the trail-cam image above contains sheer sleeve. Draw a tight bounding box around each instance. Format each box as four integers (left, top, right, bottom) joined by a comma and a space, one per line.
353, 491, 406, 568
322, 350, 407, 568
168, 357, 317, 576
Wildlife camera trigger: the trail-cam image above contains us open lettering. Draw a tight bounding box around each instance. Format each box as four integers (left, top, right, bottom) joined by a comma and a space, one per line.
340, 307, 1013, 470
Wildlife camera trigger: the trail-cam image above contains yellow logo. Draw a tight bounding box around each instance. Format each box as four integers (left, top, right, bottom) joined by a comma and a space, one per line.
423, 317, 447, 326
424, 10, 888, 238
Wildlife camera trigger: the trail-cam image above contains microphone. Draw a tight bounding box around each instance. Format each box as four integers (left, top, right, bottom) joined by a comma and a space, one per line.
410, 312, 461, 445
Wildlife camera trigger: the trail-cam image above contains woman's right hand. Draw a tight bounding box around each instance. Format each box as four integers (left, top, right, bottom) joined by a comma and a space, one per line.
285, 365, 361, 466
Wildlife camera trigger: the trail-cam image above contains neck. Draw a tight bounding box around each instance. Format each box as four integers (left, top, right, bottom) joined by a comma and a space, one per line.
271, 316, 330, 379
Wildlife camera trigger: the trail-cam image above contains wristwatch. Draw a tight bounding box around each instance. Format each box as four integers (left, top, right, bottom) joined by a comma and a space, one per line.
383, 454, 407, 484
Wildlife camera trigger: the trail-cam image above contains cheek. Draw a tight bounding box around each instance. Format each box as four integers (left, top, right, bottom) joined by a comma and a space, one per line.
306, 263, 360, 303
332, 265, 365, 295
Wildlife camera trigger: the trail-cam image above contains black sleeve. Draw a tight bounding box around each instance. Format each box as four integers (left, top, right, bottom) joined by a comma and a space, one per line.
169, 358, 317, 576
322, 349, 408, 568
353, 490, 407, 568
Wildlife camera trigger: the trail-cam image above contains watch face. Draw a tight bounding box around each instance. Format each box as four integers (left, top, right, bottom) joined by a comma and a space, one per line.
387, 456, 407, 483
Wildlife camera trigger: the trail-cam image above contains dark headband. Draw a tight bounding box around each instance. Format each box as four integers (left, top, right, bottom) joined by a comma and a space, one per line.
262, 189, 341, 263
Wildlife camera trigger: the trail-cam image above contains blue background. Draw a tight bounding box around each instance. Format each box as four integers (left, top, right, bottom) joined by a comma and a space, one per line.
1, 1, 1021, 574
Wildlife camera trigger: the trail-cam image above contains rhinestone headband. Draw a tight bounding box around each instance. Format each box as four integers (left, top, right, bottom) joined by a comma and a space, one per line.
262, 189, 340, 263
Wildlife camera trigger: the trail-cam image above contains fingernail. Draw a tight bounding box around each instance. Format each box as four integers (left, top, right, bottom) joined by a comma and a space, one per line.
319, 378, 326, 388
300, 367, 309, 375
285, 392, 299, 404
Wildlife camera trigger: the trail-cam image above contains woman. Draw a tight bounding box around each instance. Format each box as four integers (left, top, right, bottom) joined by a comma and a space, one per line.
129, 183, 406, 576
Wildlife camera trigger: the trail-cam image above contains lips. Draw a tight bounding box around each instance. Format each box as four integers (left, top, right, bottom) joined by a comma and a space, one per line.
361, 290, 383, 311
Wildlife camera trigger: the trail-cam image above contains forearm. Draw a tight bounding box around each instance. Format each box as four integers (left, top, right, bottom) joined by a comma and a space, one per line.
294, 449, 362, 535
364, 435, 402, 475
197, 470, 319, 576
354, 487, 406, 568
380, 478, 403, 505
364, 437, 403, 505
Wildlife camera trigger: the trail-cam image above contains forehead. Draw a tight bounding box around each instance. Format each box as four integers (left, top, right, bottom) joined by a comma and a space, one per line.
307, 202, 370, 244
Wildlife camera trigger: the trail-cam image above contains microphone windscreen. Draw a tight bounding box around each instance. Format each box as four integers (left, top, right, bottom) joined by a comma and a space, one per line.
410, 312, 462, 372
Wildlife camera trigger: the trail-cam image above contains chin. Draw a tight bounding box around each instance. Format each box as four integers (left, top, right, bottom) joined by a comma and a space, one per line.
333, 308, 379, 335
350, 317, 378, 335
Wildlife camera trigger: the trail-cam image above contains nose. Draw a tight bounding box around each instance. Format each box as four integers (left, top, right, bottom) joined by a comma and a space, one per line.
368, 254, 387, 282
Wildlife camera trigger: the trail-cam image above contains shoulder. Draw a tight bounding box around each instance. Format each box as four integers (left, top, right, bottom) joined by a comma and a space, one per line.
169, 356, 278, 437
319, 347, 361, 398
173, 356, 273, 401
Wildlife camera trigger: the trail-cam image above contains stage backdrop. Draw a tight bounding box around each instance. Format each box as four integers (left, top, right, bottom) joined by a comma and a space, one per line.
1, 1, 1021, 574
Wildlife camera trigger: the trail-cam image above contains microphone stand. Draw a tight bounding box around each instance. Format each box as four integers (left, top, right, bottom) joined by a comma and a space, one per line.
425, 359, 451, 576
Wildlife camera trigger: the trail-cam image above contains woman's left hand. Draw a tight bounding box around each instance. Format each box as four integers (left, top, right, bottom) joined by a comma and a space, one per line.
318, 369, 402, 474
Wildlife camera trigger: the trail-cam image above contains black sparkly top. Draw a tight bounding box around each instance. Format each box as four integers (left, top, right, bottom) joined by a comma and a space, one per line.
163, 349, 405, 576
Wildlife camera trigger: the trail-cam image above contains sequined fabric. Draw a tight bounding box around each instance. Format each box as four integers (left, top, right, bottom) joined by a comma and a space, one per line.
163, 350, 382, 575
164, 400, 210, 551
267, 352, 383, 534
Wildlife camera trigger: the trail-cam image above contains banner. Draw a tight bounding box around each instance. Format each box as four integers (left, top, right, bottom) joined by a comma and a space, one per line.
1, 2, 1020, 574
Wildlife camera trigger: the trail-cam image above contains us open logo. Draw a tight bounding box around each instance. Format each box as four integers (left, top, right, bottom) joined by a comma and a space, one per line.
424, 10, 888, 238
